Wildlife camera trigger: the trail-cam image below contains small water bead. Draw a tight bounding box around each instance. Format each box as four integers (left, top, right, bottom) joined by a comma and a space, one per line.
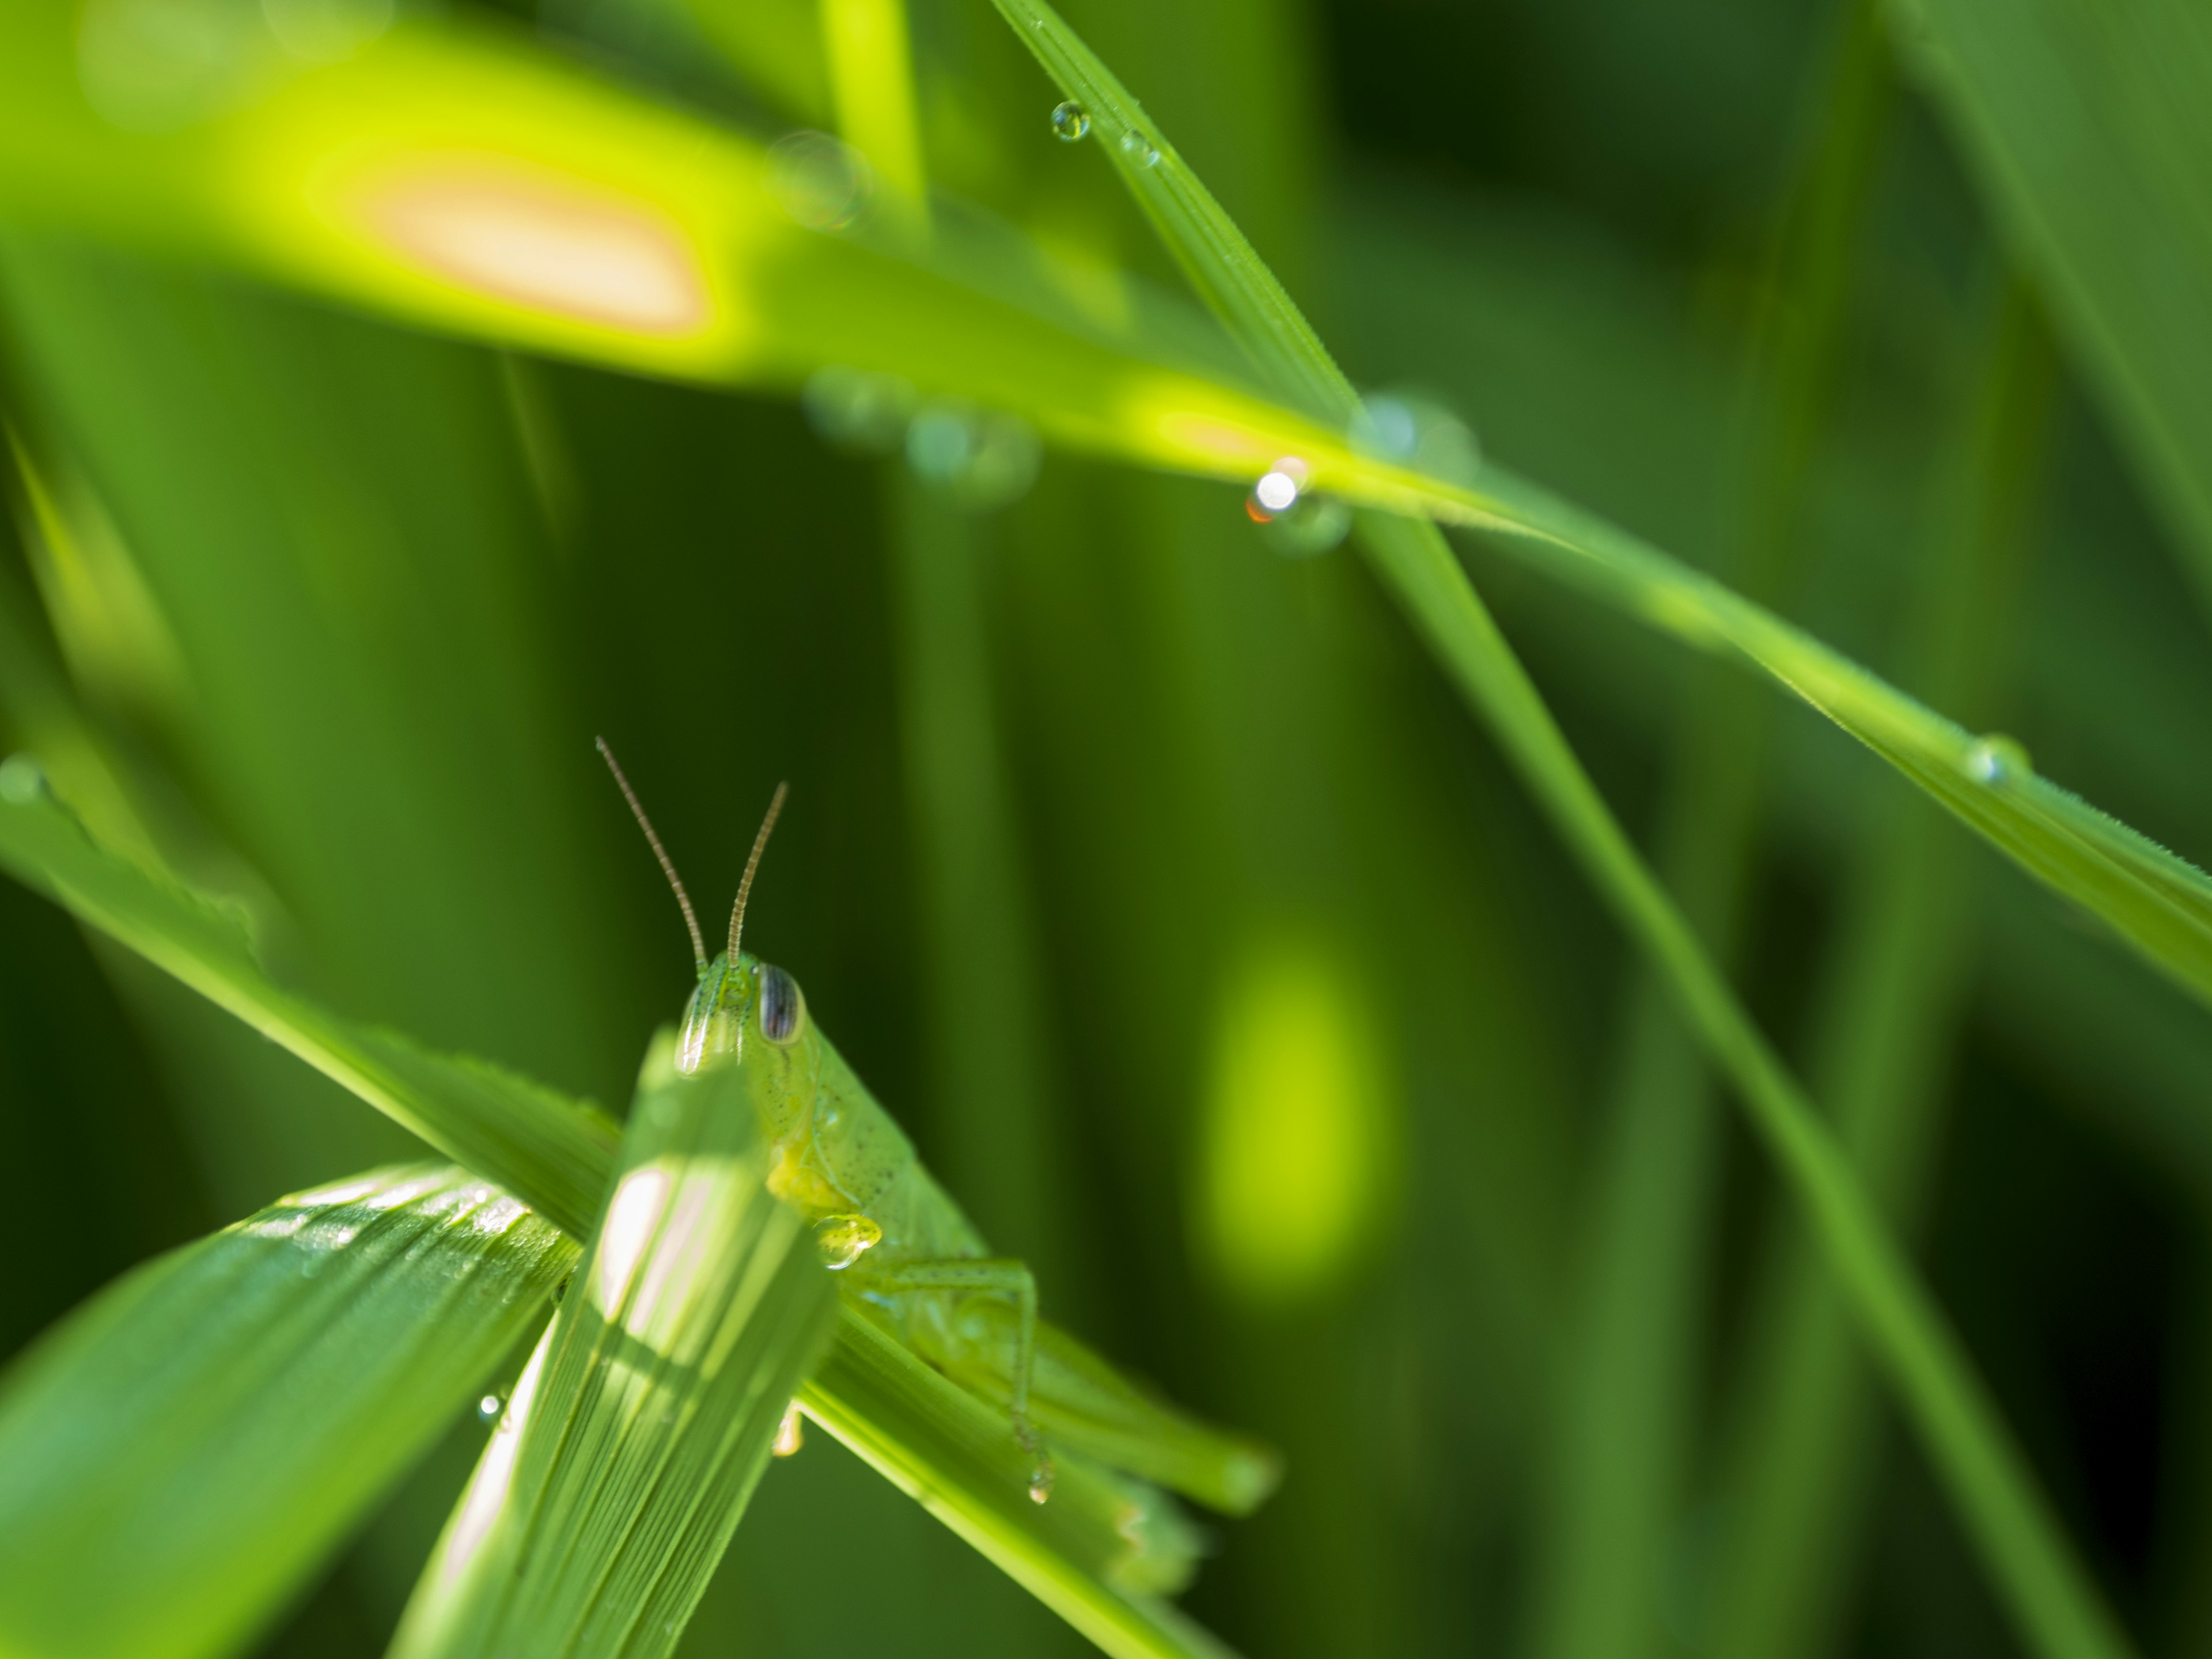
1355, 391, 1482, 487
1050, 101, 1090, 142
767, 130, 873, 231
906, 400, 1043, 510
1117, 128, 1161, 168
1245, 457, 1349, 556
0, 755, 48, 805
815, 1213, 883, 1270
1028, 1460, 1056, 1505
802, 366, 916, 456
1963, 733, 2032, 787
477, 1393, 505, 1426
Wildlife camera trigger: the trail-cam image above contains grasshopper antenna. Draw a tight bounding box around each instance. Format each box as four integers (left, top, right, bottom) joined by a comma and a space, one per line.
597, 737, 707, 971
728, 782, 789, 964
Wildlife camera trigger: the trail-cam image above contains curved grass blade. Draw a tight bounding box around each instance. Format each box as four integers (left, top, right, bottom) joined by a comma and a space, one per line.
975, 5, 2138, 1658
390, 1036, 834, 1659
0, 1164, 575, 1659
2, 1, 2211, 1016
0, 763, 621, 1239
0, 777, 1240, 1659
1907, 0, 2212, 612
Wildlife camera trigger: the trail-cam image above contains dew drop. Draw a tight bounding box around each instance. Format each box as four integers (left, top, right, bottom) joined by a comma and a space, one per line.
802, 366, 916, 456
1050, 100, 1090, 142
1244, 458, 1347, 556
1117, 129, 1160, 168
815, 1213, 884, 1270
767, 130, 873, 231
1963, 734, 2032, 787
905, 400, 1042, 511
478, 1393, 504, 1425
1028, 1459, 1056, 1505
1355, 391, 1482, 486
0, 755, 48, 805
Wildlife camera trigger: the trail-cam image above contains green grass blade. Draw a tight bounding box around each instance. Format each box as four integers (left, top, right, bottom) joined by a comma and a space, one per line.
1910, 0, 2212, 612
0, 768, 622, 1240
975, 6, 2137, 1658
390, 1036, 835, 1659
0, 779, 1239, 1659
1709, 275, 2061, 1659
5, 2, 2212, 1019
1531, 16, 1893, 1654
0, 1164, 575, 1659
800, 1307, 1233, 1659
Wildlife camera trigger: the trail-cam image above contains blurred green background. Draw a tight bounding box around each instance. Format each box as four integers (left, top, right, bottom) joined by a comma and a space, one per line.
4, 0, 2211, 1654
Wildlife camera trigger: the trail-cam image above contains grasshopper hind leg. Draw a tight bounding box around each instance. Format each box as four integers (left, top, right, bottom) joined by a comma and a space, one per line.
846, 1256, 1053, 1502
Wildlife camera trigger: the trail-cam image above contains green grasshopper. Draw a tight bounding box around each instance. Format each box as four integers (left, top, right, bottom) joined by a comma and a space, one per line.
597, 741, 1278, 1516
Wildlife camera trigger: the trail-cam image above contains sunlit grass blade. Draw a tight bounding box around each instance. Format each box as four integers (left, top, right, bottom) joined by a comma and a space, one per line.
0, 8, 1330, 488
390, 1035, 835, 1658
977, 5, 2137, 1658
0, 766, 621, 1239
0, 1164, 575, 1659
1432, 465, 2212, 1009
1910, 0, 2212, 611
4, 3, 2212, 1019
0, 774, 1240, 1658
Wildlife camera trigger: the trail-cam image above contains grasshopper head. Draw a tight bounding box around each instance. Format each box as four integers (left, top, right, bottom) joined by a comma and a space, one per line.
597, 739, 795, 1073
676, 952, 809, 1074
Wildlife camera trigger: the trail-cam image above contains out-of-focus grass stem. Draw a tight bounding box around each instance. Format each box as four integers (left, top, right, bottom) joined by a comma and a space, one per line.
1529, 8, 1893, 1657
821, 0, 930, 232
887, 473, 1072, 1286
983, 2, 2135, 1653
1707, 275, 2059, 1659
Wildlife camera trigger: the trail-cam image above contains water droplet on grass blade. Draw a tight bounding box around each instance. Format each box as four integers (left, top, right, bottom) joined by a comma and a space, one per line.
815, 1213, 882, 1269
1354, 391, 1482, 486
802, 367, 916, 456
772, 1402, 805, 1457
0, 755, 48, 804
478, 1393, 504, 1425
1245, 459, 1347, 556
768, 131, 873, 230
1118, 129, 1160, 168
1964, 734, 2032, 787
906, 401, 1041, 510
1050, 101, 1090, 141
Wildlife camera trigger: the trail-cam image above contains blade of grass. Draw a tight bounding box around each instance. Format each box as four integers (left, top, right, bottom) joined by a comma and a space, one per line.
4, 7, 2212, 1022
885, 473, 1076, 1284
389, 1035, 835, 1658
0, 776, 1241, 1659
0, 766, 622, 1240
1533, 15, 1893, 1656
801, 1305, 1236, 1659
1709, 274, 2060, 1659
818, 0, 929, 222
1907, 0, 2212, 618
0, 1164, 575, 1659
978, 5, 2136, 1657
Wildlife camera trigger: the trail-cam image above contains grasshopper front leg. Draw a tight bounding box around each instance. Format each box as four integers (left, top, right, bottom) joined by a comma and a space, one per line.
844, 1257, 1052, 1502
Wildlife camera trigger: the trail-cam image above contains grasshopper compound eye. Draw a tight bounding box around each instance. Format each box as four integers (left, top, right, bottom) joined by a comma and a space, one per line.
759, 963, 805, 1044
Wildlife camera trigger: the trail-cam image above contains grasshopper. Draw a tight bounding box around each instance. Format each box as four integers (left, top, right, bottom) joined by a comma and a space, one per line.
598, 741, 1278, 1515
